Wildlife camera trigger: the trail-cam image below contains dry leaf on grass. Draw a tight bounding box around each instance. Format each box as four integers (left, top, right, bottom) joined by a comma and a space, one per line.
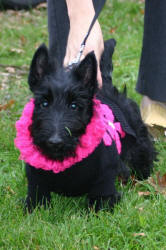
20, 35, 27, 46
138, 191, 151, 197
133, 233, 145, 237
118, 175, 138, 186
35, 42, 40, 49
0, 100, 15, 111
148, 172, 166, 196
6, 186, 15, 195
93, 246, 100, 250
10, 48, 24, 54
1, 72, 10, 77
156, 172, 166, 187
0, 82, 9, 90
5, 67, 15, 73
36, 3, 47, 9
140, 9, 144, 15
109, 27, 117, 34
130, 175, 138, 186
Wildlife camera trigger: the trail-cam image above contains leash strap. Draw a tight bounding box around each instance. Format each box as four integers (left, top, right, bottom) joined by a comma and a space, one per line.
68, 0, 106, 67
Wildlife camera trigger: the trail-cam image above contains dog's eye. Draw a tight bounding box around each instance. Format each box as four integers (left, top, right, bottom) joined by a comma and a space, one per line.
70, 102, 77, 110
41, 100, 49, 108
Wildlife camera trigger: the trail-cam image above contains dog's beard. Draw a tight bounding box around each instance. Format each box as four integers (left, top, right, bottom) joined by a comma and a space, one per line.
29, 118, 88, 161
36, 137, 79, 161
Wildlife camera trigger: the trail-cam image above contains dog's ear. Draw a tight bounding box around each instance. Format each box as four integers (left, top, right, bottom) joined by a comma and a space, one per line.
74, 51, 98, 90
28, 44, 49, 92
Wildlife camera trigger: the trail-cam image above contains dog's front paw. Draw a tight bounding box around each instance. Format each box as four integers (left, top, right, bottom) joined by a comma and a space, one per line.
24, 195, 51, 213
88, 192, 122, 212
24, 196, 35, 213
108, 192, 122, 209
88, 197, 104, 212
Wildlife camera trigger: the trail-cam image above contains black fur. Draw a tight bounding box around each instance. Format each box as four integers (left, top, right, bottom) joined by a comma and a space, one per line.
25, 39, 157, 212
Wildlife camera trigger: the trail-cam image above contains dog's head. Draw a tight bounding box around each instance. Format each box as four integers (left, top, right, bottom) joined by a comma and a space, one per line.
28, 44, 98, 161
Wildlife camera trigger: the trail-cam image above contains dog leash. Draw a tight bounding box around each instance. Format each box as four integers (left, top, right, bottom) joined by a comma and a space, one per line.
68, 0, 106, 68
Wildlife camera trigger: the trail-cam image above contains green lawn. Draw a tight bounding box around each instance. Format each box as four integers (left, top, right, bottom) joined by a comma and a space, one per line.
0, 1, 166, 249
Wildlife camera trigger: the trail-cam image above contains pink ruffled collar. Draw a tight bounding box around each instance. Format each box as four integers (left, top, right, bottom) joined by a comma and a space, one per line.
15, 98, 125, 174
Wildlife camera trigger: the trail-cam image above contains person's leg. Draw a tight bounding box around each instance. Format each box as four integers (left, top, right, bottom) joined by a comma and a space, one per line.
136, 0, 166, 129
137, 0, 166, 102
47, 0, 69, 66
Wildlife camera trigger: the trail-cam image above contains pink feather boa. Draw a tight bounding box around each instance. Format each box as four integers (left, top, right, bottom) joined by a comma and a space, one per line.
15, 98, 125, 173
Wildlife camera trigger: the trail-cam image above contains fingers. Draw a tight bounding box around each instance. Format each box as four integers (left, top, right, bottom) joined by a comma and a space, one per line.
64, 54, 69, 67
64, 52, 85, 67
63, 16, 104, 86
97, 65, 102, 87
95, 42, 103, 87
64, 46, 103, 87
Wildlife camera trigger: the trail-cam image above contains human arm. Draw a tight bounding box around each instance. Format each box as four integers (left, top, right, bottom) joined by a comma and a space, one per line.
64, 0, 104, 86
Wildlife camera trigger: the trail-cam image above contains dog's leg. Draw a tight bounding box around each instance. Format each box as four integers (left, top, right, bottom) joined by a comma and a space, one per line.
88, 156, 121, 212
25, 164, 51, 212
118, 160, 130, 184
126, 126, 156, 180
25, 183, 51, 213
88, 193, 121, 212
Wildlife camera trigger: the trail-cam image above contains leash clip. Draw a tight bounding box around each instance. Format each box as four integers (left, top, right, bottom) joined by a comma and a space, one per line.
68, 44, 85, 67
67, 0, 106, 69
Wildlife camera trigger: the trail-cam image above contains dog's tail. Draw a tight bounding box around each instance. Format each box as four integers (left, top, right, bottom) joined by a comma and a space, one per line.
99, 38, 157, 180
100, 39, 116, 82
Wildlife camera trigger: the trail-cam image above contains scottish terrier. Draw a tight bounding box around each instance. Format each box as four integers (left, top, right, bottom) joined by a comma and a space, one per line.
15, 39, 156, 212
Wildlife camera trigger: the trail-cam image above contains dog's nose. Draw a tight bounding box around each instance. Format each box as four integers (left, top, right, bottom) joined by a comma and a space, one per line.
47, 135, 63, 147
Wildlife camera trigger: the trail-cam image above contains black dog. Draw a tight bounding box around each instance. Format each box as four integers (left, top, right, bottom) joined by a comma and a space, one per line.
22, 39, 156, 212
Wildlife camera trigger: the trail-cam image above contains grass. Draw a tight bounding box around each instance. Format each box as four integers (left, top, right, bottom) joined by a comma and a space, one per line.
0, 0, 166, 249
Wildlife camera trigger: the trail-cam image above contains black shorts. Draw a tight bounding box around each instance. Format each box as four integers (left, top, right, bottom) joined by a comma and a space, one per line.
136, 0, 166, 102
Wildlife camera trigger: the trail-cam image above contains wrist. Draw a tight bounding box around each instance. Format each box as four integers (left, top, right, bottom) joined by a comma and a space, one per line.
66, 0, 95, 21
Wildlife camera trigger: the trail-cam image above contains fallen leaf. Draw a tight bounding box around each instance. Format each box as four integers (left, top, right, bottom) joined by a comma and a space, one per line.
156, 172, 166, 187
148, 172, 166, 196
0, 75, 9, 90
5, 67, 15, 73
1, 72, 10, 77
109, 27, 117, 34
36, 3, 47, 9
20, 35, 27, 46
0, 100, 15, 111
131, 175, 138, 186
138, 191, 151, 197
93, 247, 100, 250
10, 48, 24, 54
133, 233, 145, 237
6, 186, 15, 195
35, 42, 40, 49
140, 9, 144, 15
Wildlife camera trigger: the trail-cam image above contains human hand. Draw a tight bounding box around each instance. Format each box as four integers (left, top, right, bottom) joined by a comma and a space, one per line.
64, 0, 104, 86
